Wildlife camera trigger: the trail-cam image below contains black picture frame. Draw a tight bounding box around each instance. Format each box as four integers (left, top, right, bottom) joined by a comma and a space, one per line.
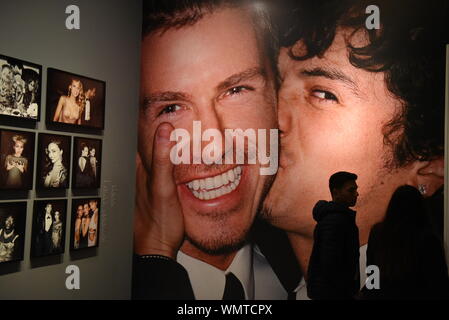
72, 137, 102, 189
0, 53, 42, 122
0, 129, 35, 190
70, 197, 101, 251
0, 201, 27, 264
46, 68, 106, 131
36, 133, 71, 190
30, 199, 67, 258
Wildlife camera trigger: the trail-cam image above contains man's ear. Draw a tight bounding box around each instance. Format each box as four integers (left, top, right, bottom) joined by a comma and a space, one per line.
408, 157, 444, 197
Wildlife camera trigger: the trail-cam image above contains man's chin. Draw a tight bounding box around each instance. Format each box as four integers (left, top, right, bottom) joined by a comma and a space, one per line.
185, 234, 247, 256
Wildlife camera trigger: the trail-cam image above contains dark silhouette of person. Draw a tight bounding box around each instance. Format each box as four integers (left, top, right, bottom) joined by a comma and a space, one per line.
34, 203, 54, 256
362, 185, 449, 300
307, 171, 360, 300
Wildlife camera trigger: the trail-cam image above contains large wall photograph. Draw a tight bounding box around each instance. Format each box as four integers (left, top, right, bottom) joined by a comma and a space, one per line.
132, 0, 448, 300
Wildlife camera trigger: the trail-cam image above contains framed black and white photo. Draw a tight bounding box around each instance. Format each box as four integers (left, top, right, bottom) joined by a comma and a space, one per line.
30, 200, 67, 257
0, 202, 27, 263
70, 198, 100, 251
46, 68, 105, 131
36, 133, 71, 190
0, 54, 41, 121
72, 137, 102, 189
0, 129, 35, 190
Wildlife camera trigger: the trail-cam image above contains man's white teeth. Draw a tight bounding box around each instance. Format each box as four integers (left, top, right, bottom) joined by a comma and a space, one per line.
186, 166, 243, 200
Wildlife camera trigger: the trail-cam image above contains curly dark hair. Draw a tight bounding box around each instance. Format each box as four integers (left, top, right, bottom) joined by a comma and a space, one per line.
278, 0, 448, 168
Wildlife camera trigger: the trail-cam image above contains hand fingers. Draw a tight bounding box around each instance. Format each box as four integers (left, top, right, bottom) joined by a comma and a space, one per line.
149, 122, 177, 199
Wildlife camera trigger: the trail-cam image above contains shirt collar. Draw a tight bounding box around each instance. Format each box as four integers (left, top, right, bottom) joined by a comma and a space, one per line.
177, 244, 254, 300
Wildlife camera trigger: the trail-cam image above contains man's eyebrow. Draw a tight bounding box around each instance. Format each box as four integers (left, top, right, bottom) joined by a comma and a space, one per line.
141, 91, 191, 110
300, 67, 360, 95
216, 67, 266, 92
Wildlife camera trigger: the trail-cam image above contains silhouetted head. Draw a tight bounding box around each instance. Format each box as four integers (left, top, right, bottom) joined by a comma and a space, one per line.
329, 171, 358, 207
384, 185, 425, 225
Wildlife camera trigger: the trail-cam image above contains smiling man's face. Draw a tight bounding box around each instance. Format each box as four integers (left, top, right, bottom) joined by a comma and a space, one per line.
139, 7, 277, 254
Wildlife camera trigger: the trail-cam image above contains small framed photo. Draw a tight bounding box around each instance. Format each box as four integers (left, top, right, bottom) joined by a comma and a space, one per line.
70, 198, 100, 250
30, 200, 67, 257
0, 202, 27, 263
72, 137, 102, 189
46, 68, 105, 130
0, 129, 35, 190
0, 54, 41, 121
36, 133, 71, 190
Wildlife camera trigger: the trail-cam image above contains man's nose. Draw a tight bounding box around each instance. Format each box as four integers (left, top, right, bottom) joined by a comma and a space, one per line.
277, 93, 293, 138
195, 105, 225, 164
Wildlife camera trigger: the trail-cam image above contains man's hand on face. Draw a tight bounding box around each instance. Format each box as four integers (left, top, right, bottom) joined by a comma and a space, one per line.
134, 123, 184, 259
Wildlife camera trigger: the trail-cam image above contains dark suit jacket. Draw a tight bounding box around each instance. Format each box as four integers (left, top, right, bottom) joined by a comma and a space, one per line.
132, 219, 301, 300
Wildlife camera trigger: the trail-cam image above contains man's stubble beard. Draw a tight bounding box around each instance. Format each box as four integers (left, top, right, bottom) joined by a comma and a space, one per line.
185, 172, 276, 256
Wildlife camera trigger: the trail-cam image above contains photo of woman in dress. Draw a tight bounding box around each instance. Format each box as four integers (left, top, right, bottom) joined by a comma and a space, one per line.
88, 199, 99, 247
52, 78, 85, 125
46, 68, 105, 130
36, 133, 71, 189
30, 200, 66, 257
22, 68, 39, 118
52, 210, 63, 250
76, 142, 93, 187
73, 204, 84, 249
0, 129, 35, 190
72, 137, 102, 189
70, 198, 101, 250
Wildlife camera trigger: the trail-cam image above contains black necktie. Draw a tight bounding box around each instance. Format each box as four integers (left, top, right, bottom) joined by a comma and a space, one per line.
223, 273, 245, 300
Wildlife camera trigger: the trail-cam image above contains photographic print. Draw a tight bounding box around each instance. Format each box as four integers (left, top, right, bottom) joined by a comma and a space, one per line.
36, 133, 71, 189
0, 54, 41, 121
70, 198, 100, 250
46, 68, 105, 130
30, 200, 67, 257
0, 202, 26, 263
132, 0, 448, 300
0, 129, 35, 190
72, 137, 102, 189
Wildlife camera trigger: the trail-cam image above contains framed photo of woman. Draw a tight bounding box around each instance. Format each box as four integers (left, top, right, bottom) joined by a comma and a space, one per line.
70, 198, 100, 251
30, 199, 67, 258
46, 68, 105, 131
0, 53, 42, 122
36, 133, 71, 190
0, 129, 35, 190
72, 137, 102, 189
0, 202, 27, 264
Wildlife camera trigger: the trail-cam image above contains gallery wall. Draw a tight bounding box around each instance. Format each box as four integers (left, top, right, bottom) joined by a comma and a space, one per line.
0, 0, 141, 299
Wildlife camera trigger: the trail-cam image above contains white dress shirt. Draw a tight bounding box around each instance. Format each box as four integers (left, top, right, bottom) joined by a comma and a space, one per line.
44, 212, 52, 232
177, 243, 287, 300
295, 244, 368, 300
